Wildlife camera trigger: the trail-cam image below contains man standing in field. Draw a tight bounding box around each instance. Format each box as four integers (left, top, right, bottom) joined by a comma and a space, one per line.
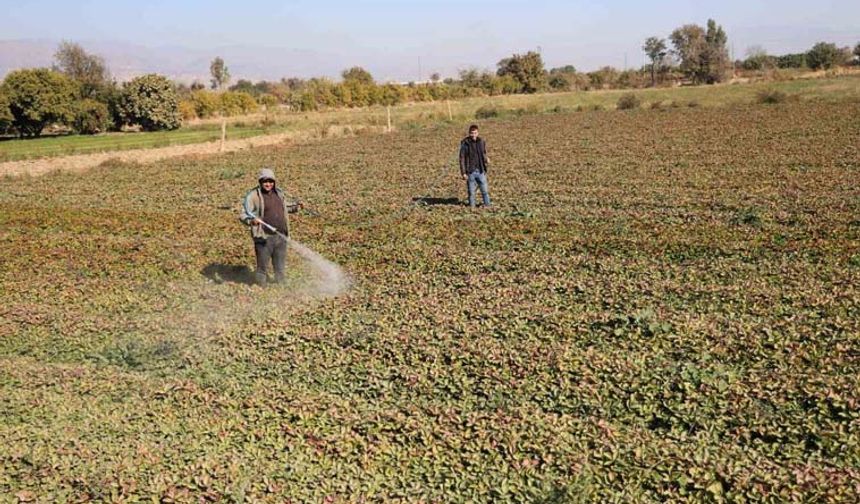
240, 168, 302, 287
459, 124, 492, 208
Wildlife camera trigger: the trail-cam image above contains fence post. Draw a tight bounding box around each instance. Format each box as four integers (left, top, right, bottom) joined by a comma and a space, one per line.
220, 119, 227, 152
386, 106, 392, 133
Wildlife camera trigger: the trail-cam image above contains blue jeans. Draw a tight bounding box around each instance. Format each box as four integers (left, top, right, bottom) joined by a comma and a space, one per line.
466, 171, 491, 207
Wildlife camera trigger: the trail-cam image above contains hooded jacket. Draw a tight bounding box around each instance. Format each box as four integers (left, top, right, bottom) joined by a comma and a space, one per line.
239, 185, 299, 239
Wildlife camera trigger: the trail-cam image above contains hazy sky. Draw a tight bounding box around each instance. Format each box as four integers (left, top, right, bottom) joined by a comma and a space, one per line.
2, 0, 858, 79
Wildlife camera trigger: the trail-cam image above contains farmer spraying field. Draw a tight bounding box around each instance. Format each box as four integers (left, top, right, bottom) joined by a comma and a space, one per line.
240, 168, 303, 287
239, 168, 350, 295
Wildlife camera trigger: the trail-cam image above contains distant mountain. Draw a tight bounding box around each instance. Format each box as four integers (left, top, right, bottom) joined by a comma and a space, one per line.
0, 39, 403, 83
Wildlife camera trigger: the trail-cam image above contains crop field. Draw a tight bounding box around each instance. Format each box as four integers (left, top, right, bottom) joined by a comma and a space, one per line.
1, 98, 859, 501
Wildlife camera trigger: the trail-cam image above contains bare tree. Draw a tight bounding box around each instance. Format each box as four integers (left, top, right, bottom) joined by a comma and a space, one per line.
210, 57, 230, 90
53, 41, 111, 99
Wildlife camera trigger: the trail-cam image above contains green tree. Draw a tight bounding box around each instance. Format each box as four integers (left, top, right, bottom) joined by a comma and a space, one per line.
0, 91, 13, 134
670, 24, 706, 82
458, 68, 482, 88
642, 37, 667, 86
119, 74, 180, 131
670, 19, 730, 84
703, 19, 731, 82
1, 68, 77, 137
550, 65, 577, 75
73, 98, 110, 134
742, 46, 776, 71
210, 57, 230, 90
806, 42, 843, 70
496, 51, 547, 93
53, 41, 111, 100
341, 66, 375, 85
587, 66, 620, 89
776, 53, 807, 69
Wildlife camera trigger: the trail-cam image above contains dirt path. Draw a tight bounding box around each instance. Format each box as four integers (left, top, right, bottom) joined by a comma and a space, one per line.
0, 129, 327, 178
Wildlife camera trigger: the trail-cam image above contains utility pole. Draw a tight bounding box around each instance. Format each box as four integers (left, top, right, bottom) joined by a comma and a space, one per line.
418, 56, 422, 82
731, 43, 736, 76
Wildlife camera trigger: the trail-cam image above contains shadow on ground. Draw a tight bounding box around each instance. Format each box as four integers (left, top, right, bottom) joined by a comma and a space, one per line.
201, 263, 256, 285
412, 196, 461, 206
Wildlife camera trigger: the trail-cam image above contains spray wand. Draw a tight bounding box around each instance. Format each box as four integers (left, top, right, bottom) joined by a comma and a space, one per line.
256, 219, 290, 241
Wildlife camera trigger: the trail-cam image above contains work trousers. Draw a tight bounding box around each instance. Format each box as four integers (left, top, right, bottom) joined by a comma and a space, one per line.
253, 234, 287, 286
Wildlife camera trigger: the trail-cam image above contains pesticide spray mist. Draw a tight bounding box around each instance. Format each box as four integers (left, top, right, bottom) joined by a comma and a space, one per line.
257, 219, 350, 297
289, 239, 351, 297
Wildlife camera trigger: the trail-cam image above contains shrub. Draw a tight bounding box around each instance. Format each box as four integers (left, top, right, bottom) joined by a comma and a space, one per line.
73, 99, 110, 134
514, 103, 540, 116
119, 74, 180, 131
474, 105, 499, 119
219, 91, 258, 116
190, 90, 219, 119
687, 100, 700, 108
0, 68, 78, 137
806, 42, 842, 70
548, 73, 571, 91
650, 101, 663, 110
617, 93, 641, 110
257, 93, 278, 109
756, 89, 789, 104
178, 100, 197, 121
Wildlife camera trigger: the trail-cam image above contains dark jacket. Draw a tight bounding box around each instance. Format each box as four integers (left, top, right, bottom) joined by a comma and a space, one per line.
459, 137, 488, 175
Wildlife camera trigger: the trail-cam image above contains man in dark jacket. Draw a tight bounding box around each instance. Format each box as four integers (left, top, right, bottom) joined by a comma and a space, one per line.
240, 168, 302, 286
459, 124, 492, 208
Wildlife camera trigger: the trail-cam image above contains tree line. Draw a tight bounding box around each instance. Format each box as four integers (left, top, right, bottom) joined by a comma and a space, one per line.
2, 23, 859, 138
